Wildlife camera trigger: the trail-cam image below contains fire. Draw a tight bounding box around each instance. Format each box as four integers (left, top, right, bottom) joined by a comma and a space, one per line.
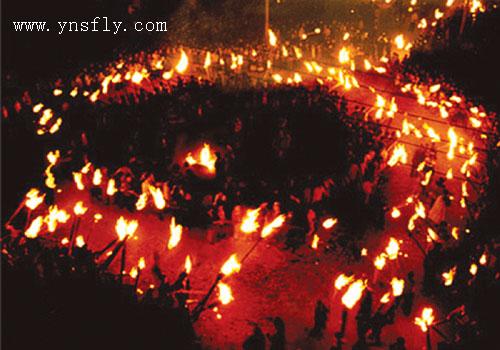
261, 214, 286, 238
106, 179, 118, 196
414, 307, 435, 332
115, 216, 138, 241
138, 257, 146, 270
339, 47, 350, 65
341, 279, 366, 309
167, 217, 183, 250
374, 254, 387, 270
204, 51, 212, 69
442, 266, 457, 286
148, 185, 166, 210
380, 292, 391, 304
385, 237, 400, 260
44, 205, 70, 232
185, 255, 192, 274
391, 207, 401, 219
217, 282, 234, 305
387, 144, 408, 167
73, 201, 88, 216
322, 217, 338, 229
25, 188, 45, 210
162, 70, 173, 80
391, 277, 405, 296
240, 208, 261, 234
311, 234, 320, 249
469, 263, 478, 275
268, 29, 278, 47
129, 267, 138, 279
415, 200, 426, 219
220, 254, 241, 276
272, 73, 283, 84
136, 192, 148, 210
334, 273, 354, 290
470, 0, 485, 14
25, 216, 44, 238
175, 49, 189, 74
92, 169, 102, 186
447, 128, 458, 160
72, 172, 85, 190
185, 143, 217, 173
479, 252, 487, 265
75, 235, 85, 248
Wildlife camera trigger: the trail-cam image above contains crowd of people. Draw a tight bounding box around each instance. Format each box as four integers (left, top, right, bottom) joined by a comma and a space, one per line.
3, 1, 499, 349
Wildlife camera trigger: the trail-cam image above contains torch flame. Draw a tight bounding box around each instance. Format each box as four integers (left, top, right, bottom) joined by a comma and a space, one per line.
391, 277, 405, 296
175, 49, 189, 74
218, 282, 234, 305
148, 185, 166, 210
185, 255, 192, 274
25, 216, 44, 238
220, 254, 241, 276
167, 217, 183, 250
322, 217, 338, 229
241, 208, 261, 234
442, 266, 457, 286
261, 214, 286, 238
334, 273, 354, 290
414, 307, 435, 332
73, 201, 88, 216
25, 188, 45, 210
341, 279, 366, 309
115, 216, 138, 241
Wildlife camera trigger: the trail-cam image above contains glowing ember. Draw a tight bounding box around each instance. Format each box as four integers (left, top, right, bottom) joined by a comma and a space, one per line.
220, 254, 241, 276
167, 217, 183, 250
217, 282, 234, 305
414, 307, 435, 332
322, 217, 338, 229
341, 279, 366, 309
261, 214, 286, 238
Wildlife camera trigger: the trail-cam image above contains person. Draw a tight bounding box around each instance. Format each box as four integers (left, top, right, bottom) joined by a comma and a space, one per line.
268, 317, 286, 350
243, 325, 266, 350
389, 337, 407, 350
308, 300, 329, 339
401, 271, 415, 316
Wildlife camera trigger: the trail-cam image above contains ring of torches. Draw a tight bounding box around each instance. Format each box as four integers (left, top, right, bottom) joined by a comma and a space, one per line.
6, 0, 495, 343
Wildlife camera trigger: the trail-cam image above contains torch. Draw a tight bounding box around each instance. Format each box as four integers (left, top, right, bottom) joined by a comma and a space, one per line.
334, 279, 366, 349
191, 253, 241, 322
69, 201, 87, 254
100, 216, 138, 274
414, 307, 435, 350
